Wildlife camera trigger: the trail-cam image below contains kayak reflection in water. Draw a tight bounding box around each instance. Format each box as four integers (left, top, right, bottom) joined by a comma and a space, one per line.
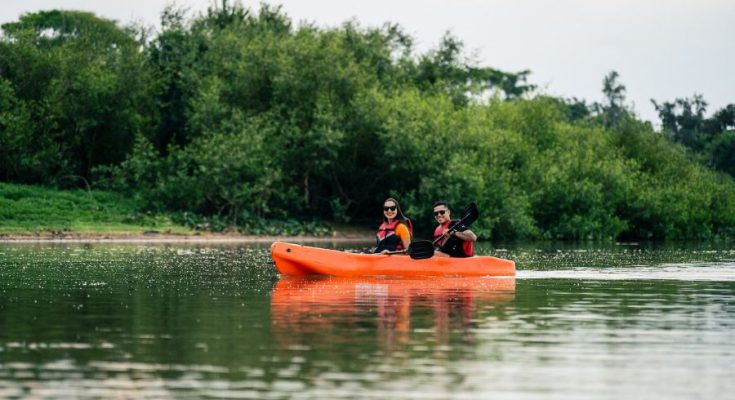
270, 276, 515, 349
373, 198, 413, 254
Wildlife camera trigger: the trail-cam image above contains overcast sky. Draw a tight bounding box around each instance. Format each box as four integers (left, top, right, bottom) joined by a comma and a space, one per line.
2, 0, 734, 123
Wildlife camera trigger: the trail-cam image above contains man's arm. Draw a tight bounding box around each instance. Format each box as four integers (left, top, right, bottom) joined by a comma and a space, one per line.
454, 229, 476, 242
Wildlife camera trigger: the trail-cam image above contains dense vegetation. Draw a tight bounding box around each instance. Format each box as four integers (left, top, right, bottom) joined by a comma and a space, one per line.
1, 3, 734, 239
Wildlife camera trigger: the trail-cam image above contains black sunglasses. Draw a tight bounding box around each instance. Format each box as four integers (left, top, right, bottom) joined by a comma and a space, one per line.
383, 206, 397, 212
433, 210, 447, 216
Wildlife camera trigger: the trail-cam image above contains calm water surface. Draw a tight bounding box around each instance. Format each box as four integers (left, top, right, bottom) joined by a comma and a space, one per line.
1, 241, 734, 399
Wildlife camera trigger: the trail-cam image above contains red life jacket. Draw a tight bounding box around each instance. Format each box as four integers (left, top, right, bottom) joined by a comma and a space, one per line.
433, 220, 473, 257
375, 219, 412, 252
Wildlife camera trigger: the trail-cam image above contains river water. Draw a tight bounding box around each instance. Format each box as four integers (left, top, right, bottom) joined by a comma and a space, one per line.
0, 241, 733, 399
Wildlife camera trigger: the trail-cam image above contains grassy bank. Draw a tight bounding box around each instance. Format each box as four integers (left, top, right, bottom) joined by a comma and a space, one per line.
0, 182, 343, 238
0, 182, 192, 235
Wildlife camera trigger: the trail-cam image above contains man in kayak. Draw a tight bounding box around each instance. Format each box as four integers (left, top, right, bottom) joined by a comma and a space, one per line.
432, 201, 476, 257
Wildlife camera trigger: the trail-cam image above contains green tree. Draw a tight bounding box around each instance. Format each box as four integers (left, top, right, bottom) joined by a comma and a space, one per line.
652, 94, 709, 150
653, 95, 735, 176
414, 33, 534, 105
596, 70, 630, 128
707, 131, 735, 177
0, 10, 156, 185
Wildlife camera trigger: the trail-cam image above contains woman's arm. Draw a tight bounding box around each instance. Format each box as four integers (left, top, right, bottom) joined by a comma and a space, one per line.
397, 223, 411, 250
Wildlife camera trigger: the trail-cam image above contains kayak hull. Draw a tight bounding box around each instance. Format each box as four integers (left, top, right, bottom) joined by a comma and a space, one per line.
270, 241, 515, 277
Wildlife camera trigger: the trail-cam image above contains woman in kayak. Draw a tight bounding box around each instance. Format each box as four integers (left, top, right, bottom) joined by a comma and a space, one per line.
374, 198, 413, 254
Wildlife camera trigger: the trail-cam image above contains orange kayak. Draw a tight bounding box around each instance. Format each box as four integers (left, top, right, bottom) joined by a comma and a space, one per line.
270, 241, 516, 277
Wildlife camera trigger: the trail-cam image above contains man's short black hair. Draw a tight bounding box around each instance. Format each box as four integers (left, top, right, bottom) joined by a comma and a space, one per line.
432, 200, 449, 209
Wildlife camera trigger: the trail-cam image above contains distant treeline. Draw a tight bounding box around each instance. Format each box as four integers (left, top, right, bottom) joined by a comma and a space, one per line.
1, 3, 734, 239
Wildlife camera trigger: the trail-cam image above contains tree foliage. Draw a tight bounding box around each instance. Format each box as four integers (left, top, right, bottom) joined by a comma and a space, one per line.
652, 95, 735, 176
0, 10, 157, 185
1, 4, 735, 240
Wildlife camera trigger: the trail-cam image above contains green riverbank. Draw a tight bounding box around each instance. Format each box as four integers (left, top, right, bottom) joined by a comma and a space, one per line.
0, 182, 192, 235
0, 182, 370, 240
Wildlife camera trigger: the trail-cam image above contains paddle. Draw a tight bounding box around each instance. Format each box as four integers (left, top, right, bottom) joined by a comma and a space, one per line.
406, 239, 435, 259
386, 202, 479, 260
383, 240, 433, 259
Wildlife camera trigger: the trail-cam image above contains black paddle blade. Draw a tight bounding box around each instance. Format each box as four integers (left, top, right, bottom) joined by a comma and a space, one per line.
407, 240, 435, 260
459, 202, 479, 227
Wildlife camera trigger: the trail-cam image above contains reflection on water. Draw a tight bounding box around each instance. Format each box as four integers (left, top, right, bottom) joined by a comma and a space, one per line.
271, 276, 516, 350
0, 242, 734, 399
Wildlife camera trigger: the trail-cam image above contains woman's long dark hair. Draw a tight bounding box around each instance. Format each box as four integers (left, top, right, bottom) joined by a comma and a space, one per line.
381, 197, 409, 224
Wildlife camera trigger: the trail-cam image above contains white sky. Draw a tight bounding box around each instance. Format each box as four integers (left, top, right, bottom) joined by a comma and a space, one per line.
2, 0, 734, 123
